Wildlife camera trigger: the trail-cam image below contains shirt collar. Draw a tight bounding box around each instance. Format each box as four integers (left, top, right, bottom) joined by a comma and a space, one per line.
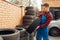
42, 11, 49, 16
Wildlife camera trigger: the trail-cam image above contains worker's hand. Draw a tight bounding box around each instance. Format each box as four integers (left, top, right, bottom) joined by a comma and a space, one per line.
36, 26, 40, 29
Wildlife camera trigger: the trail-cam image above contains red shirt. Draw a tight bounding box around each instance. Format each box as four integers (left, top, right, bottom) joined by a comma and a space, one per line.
38, 11, 53, 28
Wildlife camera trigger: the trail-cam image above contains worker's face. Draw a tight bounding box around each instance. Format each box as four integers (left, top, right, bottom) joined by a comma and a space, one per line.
41, 6, 49, 12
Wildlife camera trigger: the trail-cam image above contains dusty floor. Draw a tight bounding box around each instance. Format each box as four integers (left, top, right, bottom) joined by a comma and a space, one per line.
49, 36, 60, 40
34, 36, 60, 40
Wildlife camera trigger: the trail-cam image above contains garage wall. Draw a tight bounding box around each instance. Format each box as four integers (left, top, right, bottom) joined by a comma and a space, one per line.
43, 0, 60, 7
0, 0, 24, 29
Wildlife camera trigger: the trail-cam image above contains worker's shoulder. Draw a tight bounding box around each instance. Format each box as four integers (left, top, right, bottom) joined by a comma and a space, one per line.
48, 12, 53, 18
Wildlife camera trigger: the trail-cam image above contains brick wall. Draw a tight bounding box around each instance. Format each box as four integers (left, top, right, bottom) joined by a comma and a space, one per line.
0, 1, 25, 29
43, 0, 60, 7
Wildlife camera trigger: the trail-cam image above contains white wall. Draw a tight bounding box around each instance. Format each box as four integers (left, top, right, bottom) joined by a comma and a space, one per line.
31, 0, 42, 10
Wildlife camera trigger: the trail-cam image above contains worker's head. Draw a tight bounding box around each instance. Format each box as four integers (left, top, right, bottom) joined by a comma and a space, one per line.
41, 3, 49, 12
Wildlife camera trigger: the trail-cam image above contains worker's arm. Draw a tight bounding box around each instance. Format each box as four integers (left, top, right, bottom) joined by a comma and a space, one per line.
40, 13, 53, 28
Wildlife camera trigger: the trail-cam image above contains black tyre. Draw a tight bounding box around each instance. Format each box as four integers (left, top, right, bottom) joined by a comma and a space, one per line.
25, 10, 36, 15
23, 15, 35, 19
16, 25, 29, 29
0, 36, 3, 40
23, 23, 31, 25
26, 17, 41, 34
23, 15, 36, 19
25, 12, 36, 15
49, 27, 60, 37
16, 27, 28, 36
20, 37, 29, 40
23, 19, 34, 25
23, 21, 33, 25
22, 25, 29, 29
29, 33, 34, 40
0, 29, 20, 40
23, 19, 34, 22
16, 27, 29, 40
25, 6, 33, 10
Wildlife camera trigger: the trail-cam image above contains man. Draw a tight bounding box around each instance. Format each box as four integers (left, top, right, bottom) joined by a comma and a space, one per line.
36, 3, 53, 40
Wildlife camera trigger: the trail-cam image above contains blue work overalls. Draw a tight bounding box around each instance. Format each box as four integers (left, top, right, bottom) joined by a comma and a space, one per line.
36, 14, 49, 40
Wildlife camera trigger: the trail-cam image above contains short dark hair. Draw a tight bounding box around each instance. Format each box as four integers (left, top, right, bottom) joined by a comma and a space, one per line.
41, 3, 49, 7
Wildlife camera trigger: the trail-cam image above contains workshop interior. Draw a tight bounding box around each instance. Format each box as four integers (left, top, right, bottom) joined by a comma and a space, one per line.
0, 0, 60, 40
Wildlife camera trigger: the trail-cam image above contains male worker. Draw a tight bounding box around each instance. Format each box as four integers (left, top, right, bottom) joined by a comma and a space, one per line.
36, 3, 53, 40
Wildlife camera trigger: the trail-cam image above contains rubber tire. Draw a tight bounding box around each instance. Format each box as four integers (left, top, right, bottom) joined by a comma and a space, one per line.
0, 36, 3, 40
25, 10, 36, 15
49, 27, 60, 37
23, 23, 31, 25
25, 6, 33, 10
23, 15, 36, 19
23, 21, 33, 25
16, 25, 29, 29
0, 29, 20, 40
23, 16, 35, 19
25, 12, 36, 15
16, 27, 29, 38
26, 17, 41, 34
20, 37, 29, 40
23, 18, 35, 24
23, 19, 34, 22
16, 27, 29, 40
22, 25, 29, 29
23, 19, 34, 25
29, 33, 34, 40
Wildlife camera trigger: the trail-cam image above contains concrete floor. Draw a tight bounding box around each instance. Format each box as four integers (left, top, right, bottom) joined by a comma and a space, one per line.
34, 36, 60, 40
49, 36, 60, 40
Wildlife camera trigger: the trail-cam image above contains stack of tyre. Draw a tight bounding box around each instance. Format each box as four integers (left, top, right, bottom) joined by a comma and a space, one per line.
23, 6, 36, 40
16, 7, 36, 40
16, 26, 29, 40
23, 6, 36, 28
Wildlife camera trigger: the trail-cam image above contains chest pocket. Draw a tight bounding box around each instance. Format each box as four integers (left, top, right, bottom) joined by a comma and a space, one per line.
41, 15, 47, 24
